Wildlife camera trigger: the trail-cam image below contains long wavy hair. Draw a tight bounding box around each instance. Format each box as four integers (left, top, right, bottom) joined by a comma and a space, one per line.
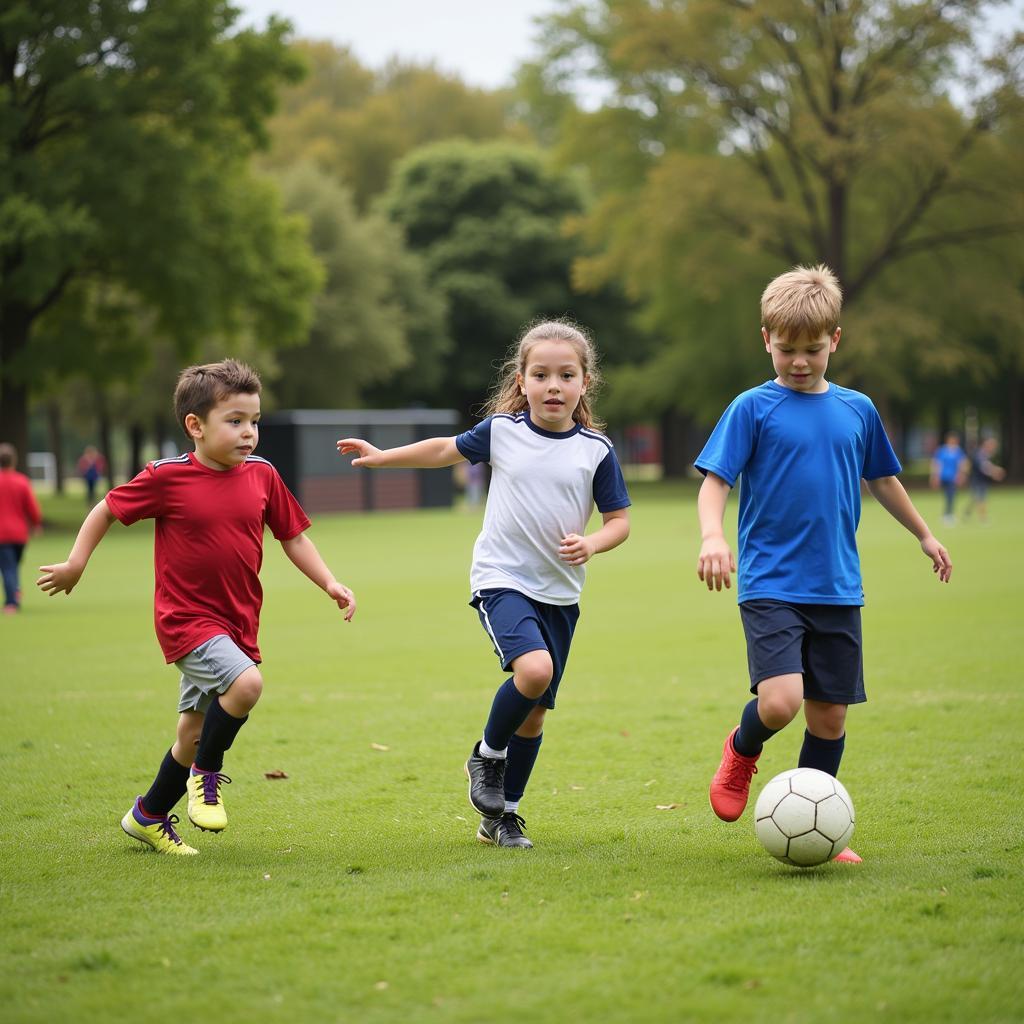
481, 319, 604, 431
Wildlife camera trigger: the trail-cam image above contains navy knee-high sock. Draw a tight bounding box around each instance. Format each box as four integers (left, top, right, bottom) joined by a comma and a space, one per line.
483, 678, 541, 753
140, 749, 190, 818
504, 733, 543, 805
194, 696, 248, 773
798, 730, 846, 777
733, 698, 779, 757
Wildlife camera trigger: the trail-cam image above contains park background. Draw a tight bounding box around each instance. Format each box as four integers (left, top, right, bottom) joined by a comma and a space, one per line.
2, 2, 1023, 1022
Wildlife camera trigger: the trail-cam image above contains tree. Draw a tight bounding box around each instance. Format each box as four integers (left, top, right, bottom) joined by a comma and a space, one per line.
270, 163, 449, 409
525, 0, 1024, 465
262, 41, 525, 209
380, 140, 637, 419
0, 0, 321, 458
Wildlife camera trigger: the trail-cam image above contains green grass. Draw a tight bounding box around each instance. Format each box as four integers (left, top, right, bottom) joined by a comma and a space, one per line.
2, 482, 1022, 1023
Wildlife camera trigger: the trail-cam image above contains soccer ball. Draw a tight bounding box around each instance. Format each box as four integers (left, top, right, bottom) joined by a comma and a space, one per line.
753, 768, 855, 867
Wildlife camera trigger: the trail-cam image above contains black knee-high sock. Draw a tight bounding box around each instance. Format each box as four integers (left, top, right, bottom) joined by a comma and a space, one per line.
733, 698, 779, 757
483, 678, 541, 752
504, 733, 543, 805
140, 749, 190, 817
798, 730, 846, 777
194, 696, 248, 773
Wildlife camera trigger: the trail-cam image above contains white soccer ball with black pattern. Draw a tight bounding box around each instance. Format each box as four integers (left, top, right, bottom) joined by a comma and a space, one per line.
754, 768, 855, 867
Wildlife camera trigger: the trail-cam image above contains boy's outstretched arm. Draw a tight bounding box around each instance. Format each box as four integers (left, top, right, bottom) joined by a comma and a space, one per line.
280, 532, 356, 621
337, 436, 465, 469
866, 476, 952, 582
37, 499, 117, 596
697, 472, 736, 592
559, 508, 630, 566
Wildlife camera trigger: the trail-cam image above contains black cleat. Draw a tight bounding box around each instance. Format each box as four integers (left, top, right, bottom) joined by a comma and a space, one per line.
464, 742, 506, 817
477, 812, 533, 849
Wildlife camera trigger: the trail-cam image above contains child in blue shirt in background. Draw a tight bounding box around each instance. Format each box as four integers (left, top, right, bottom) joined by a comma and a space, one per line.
930, 431, 968, 525
694, 265, 952, 864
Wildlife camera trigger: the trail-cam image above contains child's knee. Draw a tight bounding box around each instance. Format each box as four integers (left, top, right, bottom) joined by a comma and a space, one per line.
224, 666, 263, 713
804, 700, 847, 738
512, 651, 553, 699
756, 675, 803, 726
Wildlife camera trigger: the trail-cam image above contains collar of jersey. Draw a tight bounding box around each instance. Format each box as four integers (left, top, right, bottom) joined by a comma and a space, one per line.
522, 412, 583, 439
766, 379, 836, 401
186, 451, 248, 475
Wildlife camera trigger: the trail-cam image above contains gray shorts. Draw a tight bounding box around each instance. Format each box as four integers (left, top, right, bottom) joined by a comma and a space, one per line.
176, 635, 257, 713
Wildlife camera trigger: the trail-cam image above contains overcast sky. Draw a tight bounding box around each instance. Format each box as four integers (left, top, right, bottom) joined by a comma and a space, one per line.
235, 1, 562, 89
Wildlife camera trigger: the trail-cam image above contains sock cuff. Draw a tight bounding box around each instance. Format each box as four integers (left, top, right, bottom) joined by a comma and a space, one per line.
803, 729, 846, 747
509, 732, 543, 750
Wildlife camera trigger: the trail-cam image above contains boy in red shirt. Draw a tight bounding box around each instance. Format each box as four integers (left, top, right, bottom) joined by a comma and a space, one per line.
38, 360, 356, 855
0, 443, 43, 613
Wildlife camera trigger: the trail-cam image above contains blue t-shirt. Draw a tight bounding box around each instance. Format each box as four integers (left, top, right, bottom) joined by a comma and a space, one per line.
694, 381, 901, 606
933, 445, 965, 484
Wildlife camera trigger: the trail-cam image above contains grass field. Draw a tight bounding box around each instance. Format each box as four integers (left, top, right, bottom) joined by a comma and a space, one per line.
2, 482, 1022, 1023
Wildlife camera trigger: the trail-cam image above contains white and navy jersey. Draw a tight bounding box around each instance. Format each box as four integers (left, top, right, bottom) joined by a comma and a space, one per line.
455, 413, 631, 605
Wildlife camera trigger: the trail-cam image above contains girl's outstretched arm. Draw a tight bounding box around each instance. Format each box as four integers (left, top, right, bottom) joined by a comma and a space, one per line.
337, 436, 465, 469
37, 499, 118, 596
866, 475, 952, 582
559, 508, 630, 566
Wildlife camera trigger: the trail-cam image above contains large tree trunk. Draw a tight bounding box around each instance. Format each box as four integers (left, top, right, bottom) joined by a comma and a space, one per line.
129, 423, 144, 478
0, 306, 32, 460
47, 402, 65, 494
99, 411, 115, 490
1007, 367, 1023, 483
660, 409, 704, 479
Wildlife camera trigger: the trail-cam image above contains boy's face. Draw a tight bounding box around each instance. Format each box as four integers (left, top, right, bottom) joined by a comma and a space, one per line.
185, 392, 261, 471
763, 327, 840, 394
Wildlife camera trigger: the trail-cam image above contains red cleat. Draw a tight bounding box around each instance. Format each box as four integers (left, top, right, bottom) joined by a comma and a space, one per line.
833, 847, 863, 864
709, 727, 760, 821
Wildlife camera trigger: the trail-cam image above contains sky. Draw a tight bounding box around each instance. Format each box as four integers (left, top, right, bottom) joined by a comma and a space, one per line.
235, 1, 563, 90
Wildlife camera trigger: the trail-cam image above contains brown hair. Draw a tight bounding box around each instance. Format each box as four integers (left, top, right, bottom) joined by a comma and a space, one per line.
0, 443, 16, 469
173, 359, 261, 436
761, 264, 842, 341
482, 319, 604, 430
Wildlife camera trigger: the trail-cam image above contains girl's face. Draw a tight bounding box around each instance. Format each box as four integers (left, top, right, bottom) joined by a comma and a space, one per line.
516, 339, 589, 432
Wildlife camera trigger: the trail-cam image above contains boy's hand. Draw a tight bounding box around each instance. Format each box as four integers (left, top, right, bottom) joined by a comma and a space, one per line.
37, 561, 83, 596
559, 533, 596, 566
698, 537, 736, 591
326, 581, 356, 621
337, 438, 383, 467
921, 536, 953, 583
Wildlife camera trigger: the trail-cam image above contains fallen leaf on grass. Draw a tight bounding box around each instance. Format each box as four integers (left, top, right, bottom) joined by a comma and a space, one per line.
264, 770, 289, 779
643, 779, 657, 787
371, 743, 390, 751
374, 981, 389, 991
655, 803, 681, 811
570, 785, 585, 791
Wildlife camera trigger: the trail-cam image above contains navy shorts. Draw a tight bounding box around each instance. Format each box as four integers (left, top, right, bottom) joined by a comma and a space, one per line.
739, 599, 865, 705
470, 588, 580, 709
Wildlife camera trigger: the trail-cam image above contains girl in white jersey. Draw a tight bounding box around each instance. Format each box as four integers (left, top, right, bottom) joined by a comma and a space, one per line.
338, 320, 631, 848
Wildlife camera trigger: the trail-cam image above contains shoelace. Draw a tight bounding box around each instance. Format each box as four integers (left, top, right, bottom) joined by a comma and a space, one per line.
479, 758, 504, 790
723, 757, 758, 791
499, 812, 528, 839
198, 771, 231, 805
159, 814, 185, 845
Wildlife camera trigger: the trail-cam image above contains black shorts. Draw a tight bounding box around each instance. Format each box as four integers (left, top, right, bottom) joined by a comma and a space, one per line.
739, 599, 865, 705
470, 588, 579, 710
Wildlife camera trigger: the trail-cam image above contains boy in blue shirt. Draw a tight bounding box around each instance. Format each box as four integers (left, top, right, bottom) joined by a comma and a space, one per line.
930, 431, 968, 525
694, 265, 952, 864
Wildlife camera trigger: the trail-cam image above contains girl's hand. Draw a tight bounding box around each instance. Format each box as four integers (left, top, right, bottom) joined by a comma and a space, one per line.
921, 536, 952, 583
326, 580, 357, 621
37, 561, 83, 596
337, 438, 384, 467
559, 533, 596, 566
697, 536, 736, 591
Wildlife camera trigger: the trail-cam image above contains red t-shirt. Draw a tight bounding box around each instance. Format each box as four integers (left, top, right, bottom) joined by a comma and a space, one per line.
0, 469, 42, 544
104, 453, 311, 663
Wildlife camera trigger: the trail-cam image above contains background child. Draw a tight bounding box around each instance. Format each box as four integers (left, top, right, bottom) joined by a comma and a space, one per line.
38, 359, 356, 855
338, 320, 630, 848
77, 445, 107, 505
694, 265, 951, 864
930, 431, 968, 526
963, 436, 1005, 523
0, 443, 43, 614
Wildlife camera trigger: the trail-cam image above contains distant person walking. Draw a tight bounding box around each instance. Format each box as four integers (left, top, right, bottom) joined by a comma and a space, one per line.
77, 445, 107, 504
0, 443, 43, 614
964, 437, 1006, 523
930, 432, 968, 526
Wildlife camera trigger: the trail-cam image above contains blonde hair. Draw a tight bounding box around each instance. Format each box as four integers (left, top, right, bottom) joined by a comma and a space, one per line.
761, 264, 842, 341
483, 319, 604, 430
173, 359, 261, 436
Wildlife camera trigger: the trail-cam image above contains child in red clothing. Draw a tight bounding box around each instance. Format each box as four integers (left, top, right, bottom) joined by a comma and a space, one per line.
0, 443, 43, 613
38, 360, 356, 855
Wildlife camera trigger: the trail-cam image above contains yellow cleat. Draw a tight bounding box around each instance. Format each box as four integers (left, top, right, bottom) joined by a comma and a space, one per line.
187, 767, 231, 832
121, 799, 198, 855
